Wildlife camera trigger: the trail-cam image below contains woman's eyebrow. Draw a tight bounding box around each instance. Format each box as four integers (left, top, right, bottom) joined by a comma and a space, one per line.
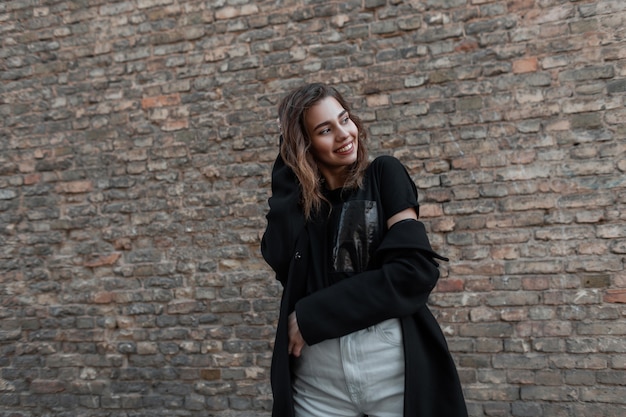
312, 110, 348, 131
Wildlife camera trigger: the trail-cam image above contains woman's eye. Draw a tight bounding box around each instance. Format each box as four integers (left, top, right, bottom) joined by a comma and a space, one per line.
341, 116, 350, 124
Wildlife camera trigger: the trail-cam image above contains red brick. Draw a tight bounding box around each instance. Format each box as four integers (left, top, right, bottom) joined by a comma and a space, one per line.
604, 289, 626, 304
200, 369, 221, 380
85, 253, 121, 268
451, 262, 505, 276
451, 155, 479, 170
161, 119, 189, 131
167, 300, 201, 314
508, 0, 535, 12
419, 203, 444, 218
431, 217, 455, 233
454, 39, 479, 53
31, 380, 65, 393
522, 276, 550, 290
501, 308, 528, 322
513, 57, 538, 73
436, 278, 464, 292
491, 245, 520, 260
23, 173, 41, 185
56, 180, 93, 194
141, 94, 181, 109
464, 277, 494, 292
93, 292, 114, 304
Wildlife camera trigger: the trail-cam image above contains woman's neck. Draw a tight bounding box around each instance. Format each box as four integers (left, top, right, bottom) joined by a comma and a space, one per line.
320, 171, 347, 190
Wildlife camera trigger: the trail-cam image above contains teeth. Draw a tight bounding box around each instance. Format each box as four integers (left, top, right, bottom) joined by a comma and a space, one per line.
336, 142, 353, 153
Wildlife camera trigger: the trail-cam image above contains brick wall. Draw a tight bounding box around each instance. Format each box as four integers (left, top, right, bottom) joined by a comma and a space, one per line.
1, 0, 625, 416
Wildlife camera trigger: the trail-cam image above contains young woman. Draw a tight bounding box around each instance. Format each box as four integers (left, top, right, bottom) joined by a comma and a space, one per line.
261, 83, 468, 417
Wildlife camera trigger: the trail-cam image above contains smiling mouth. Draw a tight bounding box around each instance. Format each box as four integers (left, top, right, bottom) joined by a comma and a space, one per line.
335, 141, 354, 153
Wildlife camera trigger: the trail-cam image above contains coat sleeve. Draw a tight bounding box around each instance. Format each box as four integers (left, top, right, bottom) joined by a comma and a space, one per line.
261, 151, 305, 286
295, 218, 447, 346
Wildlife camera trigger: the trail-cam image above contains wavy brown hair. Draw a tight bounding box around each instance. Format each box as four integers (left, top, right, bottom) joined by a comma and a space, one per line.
277, 83, 369, 220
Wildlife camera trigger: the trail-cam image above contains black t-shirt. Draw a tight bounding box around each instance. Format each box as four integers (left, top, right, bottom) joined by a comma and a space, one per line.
306, 155, 419, 293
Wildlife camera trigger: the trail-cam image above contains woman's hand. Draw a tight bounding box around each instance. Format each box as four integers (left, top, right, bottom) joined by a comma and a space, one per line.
288, 311, 306, 357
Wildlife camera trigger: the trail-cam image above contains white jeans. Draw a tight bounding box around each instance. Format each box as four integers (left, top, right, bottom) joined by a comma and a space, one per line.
292, 319, 405, 417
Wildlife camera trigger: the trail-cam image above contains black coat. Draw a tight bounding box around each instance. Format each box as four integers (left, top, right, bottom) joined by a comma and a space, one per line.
261, 154, 468, 417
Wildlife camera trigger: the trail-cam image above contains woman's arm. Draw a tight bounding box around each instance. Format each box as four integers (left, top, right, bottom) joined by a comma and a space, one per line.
261, 152, 305, 285
293, 218, 445, 346
387, 207, 418, 229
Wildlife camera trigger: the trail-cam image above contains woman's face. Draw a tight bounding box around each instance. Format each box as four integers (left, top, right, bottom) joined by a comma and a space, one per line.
304, 96, 359, 188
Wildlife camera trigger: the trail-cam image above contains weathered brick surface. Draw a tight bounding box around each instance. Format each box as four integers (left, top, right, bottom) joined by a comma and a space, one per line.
0, 0, 624, 415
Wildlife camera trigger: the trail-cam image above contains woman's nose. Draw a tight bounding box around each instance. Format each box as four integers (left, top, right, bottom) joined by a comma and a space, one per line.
336, 125, 349, 139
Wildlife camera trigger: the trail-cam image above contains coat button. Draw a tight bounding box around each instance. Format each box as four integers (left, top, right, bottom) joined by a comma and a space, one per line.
294, 251, 302, 260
